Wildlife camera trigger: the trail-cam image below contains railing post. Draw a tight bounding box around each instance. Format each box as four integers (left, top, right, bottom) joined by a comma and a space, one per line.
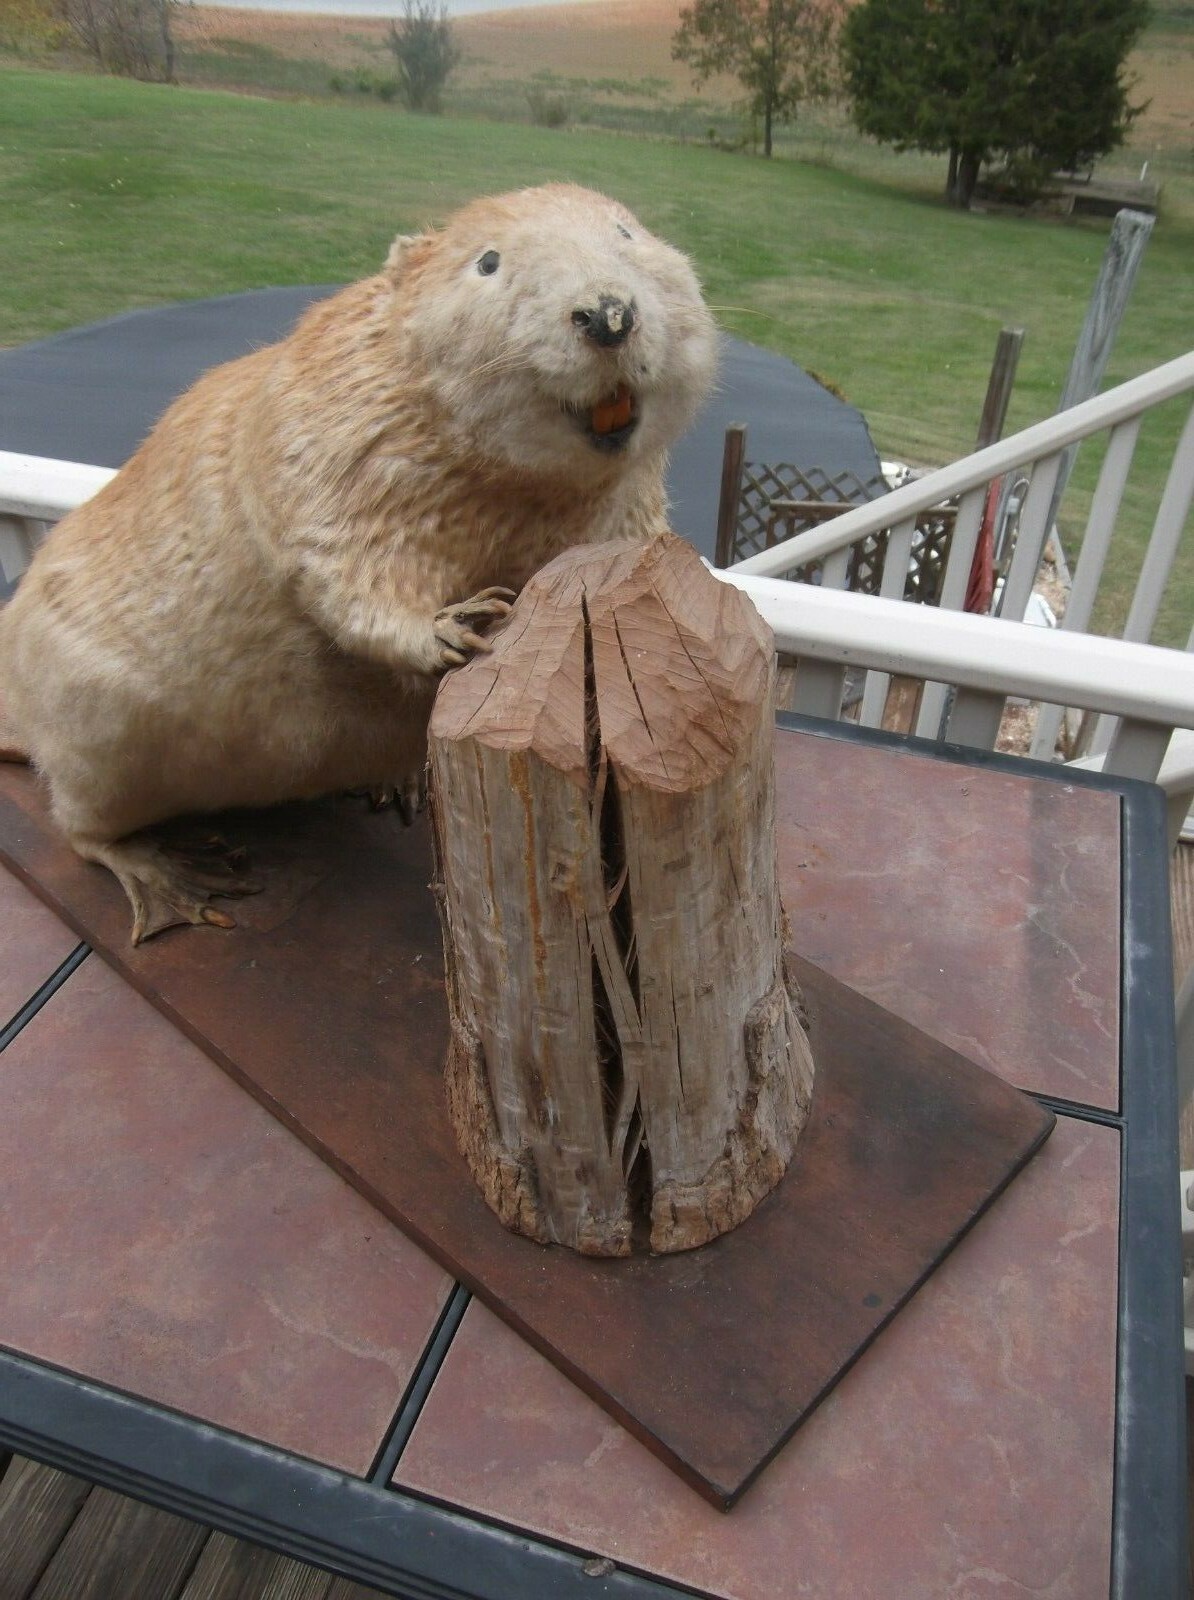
0, 514, 42, 599
1044, 209, 1154, 546
975, 327, 1025, 451
713, 423, 747, 569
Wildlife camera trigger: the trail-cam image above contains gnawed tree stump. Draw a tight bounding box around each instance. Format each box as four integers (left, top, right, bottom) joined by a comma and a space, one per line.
428, 531, 815, 1256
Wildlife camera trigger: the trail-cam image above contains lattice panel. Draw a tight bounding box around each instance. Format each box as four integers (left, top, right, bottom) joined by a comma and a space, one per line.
729, 462, 956, 605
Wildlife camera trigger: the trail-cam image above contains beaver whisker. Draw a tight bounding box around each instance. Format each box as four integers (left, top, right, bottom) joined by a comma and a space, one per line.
466, 349, 533, 382
704, 305, 778, 321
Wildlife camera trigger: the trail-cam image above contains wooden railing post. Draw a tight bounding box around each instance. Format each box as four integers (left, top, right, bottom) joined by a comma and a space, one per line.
975, 327, 1025, 451
1043, 208, 1154, 550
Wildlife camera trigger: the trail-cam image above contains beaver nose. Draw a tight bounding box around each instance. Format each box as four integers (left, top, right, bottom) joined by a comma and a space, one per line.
571, 295, 636, 348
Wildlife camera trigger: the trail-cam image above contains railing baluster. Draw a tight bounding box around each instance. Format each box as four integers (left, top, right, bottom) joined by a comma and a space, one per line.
1089, 399, 1194, 758
790, 661, 848, 721
0, 514, 43, 595
1120, 400, 1194, 643
915, 486, 987, 740
998, 451, 1064, 622
945, 688, 1007, 750
859, 516, 917, 727
1102, 717, 1172, 784
1030, 417, 1142, 761
819, 548, 851, 591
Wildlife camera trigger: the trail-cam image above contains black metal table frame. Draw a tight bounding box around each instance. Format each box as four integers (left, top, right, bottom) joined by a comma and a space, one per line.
0, 715, 1185, 1600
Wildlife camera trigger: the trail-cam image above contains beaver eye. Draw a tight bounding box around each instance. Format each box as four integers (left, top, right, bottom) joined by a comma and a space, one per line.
477, 250, 500, 276
617, 224, 633, 241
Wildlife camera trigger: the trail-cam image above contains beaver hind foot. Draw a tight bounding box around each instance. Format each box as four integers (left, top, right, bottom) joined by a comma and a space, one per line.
72, 829, 262, 945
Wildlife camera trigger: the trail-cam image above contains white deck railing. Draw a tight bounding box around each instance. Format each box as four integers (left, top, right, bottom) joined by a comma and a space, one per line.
3, 349, 1193, 811
727, 348, 1194, 769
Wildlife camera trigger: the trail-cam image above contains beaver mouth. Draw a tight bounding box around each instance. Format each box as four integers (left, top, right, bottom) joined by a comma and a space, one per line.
564, 385, 640, 452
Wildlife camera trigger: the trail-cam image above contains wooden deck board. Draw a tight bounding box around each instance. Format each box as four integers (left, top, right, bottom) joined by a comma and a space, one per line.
0, 1456, 397, 1600
179, 1532, 335, 1600
28, 1481, 208, 1600
0, 1455, 92, 1599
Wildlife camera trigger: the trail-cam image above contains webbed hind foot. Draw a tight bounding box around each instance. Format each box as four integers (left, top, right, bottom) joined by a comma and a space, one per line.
71, 830, 262, 945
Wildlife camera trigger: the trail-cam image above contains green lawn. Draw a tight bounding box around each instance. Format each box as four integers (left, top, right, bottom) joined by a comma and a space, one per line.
0, 65, 1190, 643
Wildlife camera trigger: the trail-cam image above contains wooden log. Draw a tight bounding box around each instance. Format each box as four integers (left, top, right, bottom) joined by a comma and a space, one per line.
428, 531, 815, 1256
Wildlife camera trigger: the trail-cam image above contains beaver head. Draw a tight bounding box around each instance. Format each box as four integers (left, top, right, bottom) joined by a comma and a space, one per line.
385, 184, 718, 483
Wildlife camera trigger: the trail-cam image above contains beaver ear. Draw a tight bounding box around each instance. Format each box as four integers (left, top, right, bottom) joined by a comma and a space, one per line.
385, 234, 420, 284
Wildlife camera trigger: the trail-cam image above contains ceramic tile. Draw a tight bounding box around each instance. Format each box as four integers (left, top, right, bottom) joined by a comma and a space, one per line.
776, 733, 1120, 1109
0, 957, 452, 1473
397, 1117, 1118, 1600
0, 864, 79, 1028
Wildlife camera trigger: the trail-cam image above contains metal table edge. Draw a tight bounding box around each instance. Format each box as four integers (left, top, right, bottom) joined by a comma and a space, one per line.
0, 1346, 711, 1600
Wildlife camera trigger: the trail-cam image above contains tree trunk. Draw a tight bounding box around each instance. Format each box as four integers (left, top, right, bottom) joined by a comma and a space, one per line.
158, 0, 175, 83
763, 97, 773, 158
428, 532, 816, 1256
946, 143, 959, 205
955, 148, 982, 209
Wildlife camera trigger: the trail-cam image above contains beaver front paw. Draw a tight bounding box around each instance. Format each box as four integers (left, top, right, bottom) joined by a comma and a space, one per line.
433, 587, 515, 670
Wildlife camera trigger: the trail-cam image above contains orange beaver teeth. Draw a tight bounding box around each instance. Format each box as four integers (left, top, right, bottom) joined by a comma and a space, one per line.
590, 385, 635, 435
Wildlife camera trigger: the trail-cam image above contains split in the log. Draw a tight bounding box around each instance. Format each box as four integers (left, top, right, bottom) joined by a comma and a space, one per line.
429, 530, 815, 1255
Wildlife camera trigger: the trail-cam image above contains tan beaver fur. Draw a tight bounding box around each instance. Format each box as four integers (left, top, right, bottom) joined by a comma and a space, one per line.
0, 184, 717, 942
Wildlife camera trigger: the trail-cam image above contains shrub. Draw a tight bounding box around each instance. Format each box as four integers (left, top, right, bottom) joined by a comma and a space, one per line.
386, 0, 459, 114
527, 86, 569, 128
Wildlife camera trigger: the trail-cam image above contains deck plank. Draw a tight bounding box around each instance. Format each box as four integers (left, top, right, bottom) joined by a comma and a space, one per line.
179, 1532, 333, 1600
0, 1455, 93, 1600
28, 1481, 207, 1600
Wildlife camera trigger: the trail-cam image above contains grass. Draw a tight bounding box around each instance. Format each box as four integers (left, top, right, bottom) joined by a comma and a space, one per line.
0, 41, 1190, 644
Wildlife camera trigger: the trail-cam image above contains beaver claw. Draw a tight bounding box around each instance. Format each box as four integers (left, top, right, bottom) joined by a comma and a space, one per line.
434, 587, 515, 670
396, 770, 426, 826
73, 830, 261, 945
349, 771, 426, 824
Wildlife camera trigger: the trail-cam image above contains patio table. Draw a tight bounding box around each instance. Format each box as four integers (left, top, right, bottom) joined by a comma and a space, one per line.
0, 714, 1185, 1599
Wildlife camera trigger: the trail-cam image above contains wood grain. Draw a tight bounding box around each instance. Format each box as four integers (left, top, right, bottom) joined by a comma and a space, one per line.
178, 1533, 335, 1599
29, 1484, 207, 1600
0, 1455, 92, 1599
429, 531, 815, 1255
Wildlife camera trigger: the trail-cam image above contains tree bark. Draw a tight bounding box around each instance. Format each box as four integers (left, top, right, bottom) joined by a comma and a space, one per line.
955, 148, 982, 209
429, 532, 815, 1256
158, 0, 175, 83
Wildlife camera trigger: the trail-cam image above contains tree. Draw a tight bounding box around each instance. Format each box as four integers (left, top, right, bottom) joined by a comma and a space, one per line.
58, 0, 175, 80
841, 0, 1150, 209
386, 0, 461, 114
672, 0, 844, 159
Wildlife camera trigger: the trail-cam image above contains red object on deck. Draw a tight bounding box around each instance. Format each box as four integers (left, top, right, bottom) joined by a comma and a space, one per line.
965, 479, 1000, 614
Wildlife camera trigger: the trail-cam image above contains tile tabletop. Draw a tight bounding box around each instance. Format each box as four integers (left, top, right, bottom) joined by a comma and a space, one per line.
0, 955, 452, 1473
397, 1116, 1120, 1600
775, 732, 1121, 1110
0, 863, 79, 1029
